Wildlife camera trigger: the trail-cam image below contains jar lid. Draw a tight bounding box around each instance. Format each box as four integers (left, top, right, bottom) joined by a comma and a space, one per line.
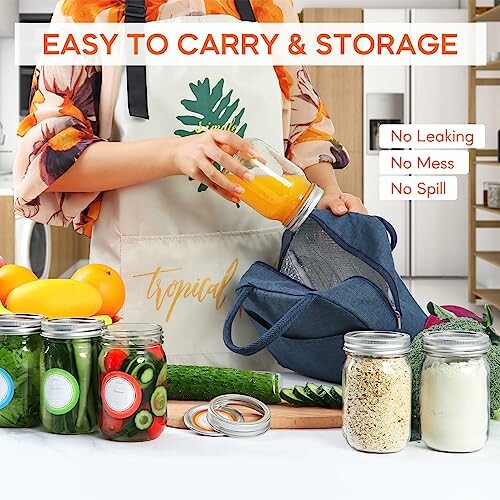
41, 317, 104, 339
184, 404, 244, 437
207, 394, 271, 438
0, 314, 45, 335
103, 323, 163, 342
286, 184, 324, 233
344, 331, 411, 356
422, 331, 491, 357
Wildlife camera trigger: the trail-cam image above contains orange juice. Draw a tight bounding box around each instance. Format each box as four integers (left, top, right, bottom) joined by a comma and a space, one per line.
227, 174, 314, 224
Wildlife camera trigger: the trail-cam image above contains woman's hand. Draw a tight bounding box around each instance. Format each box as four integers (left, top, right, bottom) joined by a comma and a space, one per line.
318, 189, 368, 216
169, 130, 257, 203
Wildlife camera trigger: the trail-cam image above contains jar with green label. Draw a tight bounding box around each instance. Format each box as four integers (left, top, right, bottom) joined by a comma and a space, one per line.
99, 324, 167, 442
0, 314, 44, 428
40, 317, 103, 434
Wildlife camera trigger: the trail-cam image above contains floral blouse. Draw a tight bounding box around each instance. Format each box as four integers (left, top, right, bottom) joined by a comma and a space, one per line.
15, 0, 350, 237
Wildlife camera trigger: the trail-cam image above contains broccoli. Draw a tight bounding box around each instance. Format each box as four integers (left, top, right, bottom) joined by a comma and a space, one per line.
409, 303, 500, 441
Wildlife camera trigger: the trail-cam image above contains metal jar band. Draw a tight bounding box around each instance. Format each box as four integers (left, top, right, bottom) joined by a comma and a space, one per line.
207, 394, 271, 438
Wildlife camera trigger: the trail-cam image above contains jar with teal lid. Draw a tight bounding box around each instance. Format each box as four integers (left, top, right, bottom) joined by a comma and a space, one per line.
0, 314, 44, 428
40, 317, 103, 434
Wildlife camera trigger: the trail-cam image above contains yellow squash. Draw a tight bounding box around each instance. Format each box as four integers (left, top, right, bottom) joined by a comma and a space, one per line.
6, 279, 103, 318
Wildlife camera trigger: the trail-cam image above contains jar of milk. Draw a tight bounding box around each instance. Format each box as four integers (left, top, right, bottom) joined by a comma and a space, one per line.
420, 331, 491, 453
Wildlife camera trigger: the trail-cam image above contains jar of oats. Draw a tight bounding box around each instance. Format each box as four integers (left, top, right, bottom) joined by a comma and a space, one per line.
342, 331, 412, 453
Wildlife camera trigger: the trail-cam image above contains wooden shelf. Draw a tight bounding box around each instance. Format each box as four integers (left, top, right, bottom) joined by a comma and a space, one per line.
473, 289, 500, 309
476, 60, 500, 71
473, 204, 500, 215
474, 5, 500, 22
474, 251, 500, 267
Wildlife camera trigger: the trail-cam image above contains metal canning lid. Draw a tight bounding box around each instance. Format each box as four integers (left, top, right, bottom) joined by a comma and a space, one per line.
207, 394, 271, 438
41, 317, 104, 339
423, 331, 491, 357
103, 323, 163, 342
344, 331, 411, 357
0, 314, 45, 335
286, 185, 324, 233
184, 404, 244, 437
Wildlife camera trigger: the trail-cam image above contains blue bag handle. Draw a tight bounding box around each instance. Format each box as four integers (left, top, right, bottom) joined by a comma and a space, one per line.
375, 216, 397, 251
223, 286, 316, 356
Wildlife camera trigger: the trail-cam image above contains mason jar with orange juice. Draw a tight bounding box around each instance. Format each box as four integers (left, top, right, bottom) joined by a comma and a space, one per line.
228, 138, 324, 231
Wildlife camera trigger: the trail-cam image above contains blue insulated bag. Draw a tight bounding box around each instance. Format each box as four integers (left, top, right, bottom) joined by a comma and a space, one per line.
223, 210, 426, 383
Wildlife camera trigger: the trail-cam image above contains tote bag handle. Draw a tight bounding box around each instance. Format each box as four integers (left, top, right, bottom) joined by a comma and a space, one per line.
223, 287, 315, 356
375, 216, 398, 251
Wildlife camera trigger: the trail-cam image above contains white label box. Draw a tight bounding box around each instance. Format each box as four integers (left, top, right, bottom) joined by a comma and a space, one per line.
379, 150, 469, 175
380, 176, 458, 200
379, 124, 485, 149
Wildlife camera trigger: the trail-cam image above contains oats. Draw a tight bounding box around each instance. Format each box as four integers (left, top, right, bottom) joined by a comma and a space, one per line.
343, 356, 411, 453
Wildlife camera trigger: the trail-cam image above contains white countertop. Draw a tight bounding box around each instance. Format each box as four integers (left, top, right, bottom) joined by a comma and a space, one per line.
1, 422, 498, 499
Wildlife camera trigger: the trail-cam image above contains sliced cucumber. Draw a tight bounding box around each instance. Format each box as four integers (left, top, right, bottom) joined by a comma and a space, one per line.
292, 386, 317, 406
156, 363, 168, 386
134, 410, 153, 430
151, 386, 167, 417
318, 385, 337, 406
304, 383, 329, 406
131, 362, 156, 388
280, 388, 305, 406
331, 385, 343, 406
123, 355, 147, 375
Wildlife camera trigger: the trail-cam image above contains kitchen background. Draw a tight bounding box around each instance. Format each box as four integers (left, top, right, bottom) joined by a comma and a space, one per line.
0, 0, 499, 315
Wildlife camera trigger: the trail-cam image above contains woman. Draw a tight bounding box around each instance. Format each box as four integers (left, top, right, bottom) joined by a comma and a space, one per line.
14, 0, 366, 369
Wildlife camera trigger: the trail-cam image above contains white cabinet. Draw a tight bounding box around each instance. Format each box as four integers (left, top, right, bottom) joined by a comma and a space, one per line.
363, 9, 410, 276
410, 9, 468, 277
364, 8, 469, 278
19, 0, 57, 14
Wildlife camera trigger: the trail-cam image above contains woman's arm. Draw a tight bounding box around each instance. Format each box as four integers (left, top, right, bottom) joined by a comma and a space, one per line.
305, 162, 367, 215
48, 131, 256, 204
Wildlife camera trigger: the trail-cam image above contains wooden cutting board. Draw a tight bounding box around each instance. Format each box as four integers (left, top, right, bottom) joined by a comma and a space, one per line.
167, 400, 342, 430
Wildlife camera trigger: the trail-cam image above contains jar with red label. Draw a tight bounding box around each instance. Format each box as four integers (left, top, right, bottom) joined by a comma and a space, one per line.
99, 323, 167, 442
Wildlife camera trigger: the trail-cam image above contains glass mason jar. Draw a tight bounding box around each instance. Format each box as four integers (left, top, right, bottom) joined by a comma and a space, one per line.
40, 317, 103, 435
0, 314, 44, 428
420, 331, 490, 453
342, 331, 412, 453
99, 324, 167, 442
231, 138, 324, 231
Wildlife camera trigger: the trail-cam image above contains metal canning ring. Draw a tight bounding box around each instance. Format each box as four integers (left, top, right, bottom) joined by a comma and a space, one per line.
184, 404, 244, 437
207, 394, 271, 438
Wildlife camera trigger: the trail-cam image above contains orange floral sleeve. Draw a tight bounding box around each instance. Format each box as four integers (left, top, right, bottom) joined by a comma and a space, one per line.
14, 3, 104, 236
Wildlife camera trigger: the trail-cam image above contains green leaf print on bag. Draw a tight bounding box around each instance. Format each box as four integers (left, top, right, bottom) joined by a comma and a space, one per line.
174, 78, 248, 193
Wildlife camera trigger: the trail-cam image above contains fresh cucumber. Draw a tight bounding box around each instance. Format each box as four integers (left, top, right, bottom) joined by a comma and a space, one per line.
167, 365, 280, 404
292, 386, 317, 406
151, 386, 167, 417
280, 388, 305, 406
134, 410, 153, 430
304, 383, 329, 406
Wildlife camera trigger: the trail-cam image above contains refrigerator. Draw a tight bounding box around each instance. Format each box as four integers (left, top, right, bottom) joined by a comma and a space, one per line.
363, 9, 468, 278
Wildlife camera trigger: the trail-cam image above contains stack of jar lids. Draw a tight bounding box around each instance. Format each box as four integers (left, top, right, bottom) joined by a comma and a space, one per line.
184, 394, 271, 438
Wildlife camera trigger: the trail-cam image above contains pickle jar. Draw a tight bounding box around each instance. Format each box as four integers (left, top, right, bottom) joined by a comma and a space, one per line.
40, 317, 103, 435
232, 138, 324, 231
420, 331, 490, 453
0, 314, 44, 428
342, 331, 412, 453
99, 324, 167, 442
